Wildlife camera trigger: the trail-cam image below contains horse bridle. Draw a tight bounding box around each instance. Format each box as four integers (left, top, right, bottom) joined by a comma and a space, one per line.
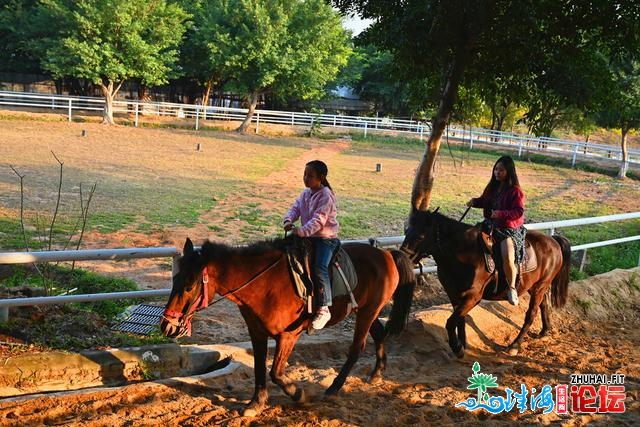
402, 219, 442, 262
163, 253, 285, 327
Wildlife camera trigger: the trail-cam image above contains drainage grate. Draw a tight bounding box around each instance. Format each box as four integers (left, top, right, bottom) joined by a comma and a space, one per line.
111, 304, 165, 335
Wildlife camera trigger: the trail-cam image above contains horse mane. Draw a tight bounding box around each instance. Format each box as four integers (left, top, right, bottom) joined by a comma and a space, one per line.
411, 209, 473, 234
432, 211, 474, 234
199, 238, 288, 261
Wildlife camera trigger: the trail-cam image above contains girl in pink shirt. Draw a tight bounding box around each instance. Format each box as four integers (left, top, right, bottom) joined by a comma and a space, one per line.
284, 160, 339, 330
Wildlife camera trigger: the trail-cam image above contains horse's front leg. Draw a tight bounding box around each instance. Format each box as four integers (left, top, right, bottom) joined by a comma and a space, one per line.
446, 313, 465, 358
507, 290, 545, 356
447, 296, 481, 358
244, 330, 269, 417
270, 332, 305, 403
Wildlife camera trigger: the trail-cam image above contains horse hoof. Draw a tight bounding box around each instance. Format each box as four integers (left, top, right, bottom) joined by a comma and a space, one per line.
507, 347, 519, 356
455, 348, 465, 358
366, 374, 383, 385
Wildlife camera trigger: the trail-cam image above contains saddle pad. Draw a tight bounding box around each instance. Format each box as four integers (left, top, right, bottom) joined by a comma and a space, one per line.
484, 241, 537, 274
286, 246, 358, 303
330, 247, 358, 299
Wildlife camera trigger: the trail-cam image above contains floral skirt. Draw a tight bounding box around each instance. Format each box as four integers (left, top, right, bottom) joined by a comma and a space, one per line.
494, 225, 527, 265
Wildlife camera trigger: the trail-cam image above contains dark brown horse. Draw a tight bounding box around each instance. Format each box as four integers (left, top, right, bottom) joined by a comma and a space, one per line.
161, 237, 416, 416
400, 208, 571, 357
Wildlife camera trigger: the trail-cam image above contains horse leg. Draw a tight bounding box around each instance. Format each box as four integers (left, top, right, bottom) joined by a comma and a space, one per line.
538, 293, 553, 337
366, 318, 386, 383
269, 333, 305, 403
446, 314, 465, 358
326, 311, 373, 395
507, 290, 546, 355
244, 331, 269, 417
447, 297, 481, 358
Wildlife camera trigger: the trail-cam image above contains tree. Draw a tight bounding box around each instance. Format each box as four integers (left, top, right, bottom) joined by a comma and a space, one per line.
334, 1, 640, 210
30, 0, 189, 124
0, 0, 46, 73
187, 0, 351, 133
596, 58, 640, 179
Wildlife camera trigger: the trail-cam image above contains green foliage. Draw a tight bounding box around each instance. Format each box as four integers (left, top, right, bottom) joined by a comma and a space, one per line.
34, 0, 189, 86
186, 0, 351, 120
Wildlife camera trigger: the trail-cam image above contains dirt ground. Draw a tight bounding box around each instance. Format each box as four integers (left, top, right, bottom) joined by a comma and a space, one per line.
0, 268, 638, 426
0, 116, 639, 425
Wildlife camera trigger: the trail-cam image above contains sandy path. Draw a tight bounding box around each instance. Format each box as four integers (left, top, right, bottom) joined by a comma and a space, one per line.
0, 268, 638, 426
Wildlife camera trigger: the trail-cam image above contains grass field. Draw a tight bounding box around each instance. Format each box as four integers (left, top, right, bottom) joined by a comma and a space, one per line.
0, 114, 639, 275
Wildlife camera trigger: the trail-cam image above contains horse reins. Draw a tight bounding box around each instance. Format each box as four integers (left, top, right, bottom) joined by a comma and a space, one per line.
459, 206, 471, 222
206, 253, 285, 307
164, 253, 285, 326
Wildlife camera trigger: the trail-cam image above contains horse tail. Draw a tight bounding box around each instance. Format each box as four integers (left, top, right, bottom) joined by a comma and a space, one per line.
384, 249, 417, 336
551, 235, 571, 308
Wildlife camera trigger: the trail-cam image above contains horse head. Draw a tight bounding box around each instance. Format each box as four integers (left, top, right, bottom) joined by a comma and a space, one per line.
161, 238, 212, 338
400, 207, 439, 262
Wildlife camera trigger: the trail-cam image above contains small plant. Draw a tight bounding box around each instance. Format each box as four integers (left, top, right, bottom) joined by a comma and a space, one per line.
575, 297, 594, 313
9, 154, 96, 295
625, 272, 640, 291
308, 107, 324, 137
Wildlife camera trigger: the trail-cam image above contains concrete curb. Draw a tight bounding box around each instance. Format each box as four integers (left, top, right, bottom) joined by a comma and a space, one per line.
0, 333, 345, 398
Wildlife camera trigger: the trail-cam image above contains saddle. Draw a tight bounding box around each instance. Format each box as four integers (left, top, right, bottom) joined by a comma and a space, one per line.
285, 237, 359, 314
478, 224, 537, 294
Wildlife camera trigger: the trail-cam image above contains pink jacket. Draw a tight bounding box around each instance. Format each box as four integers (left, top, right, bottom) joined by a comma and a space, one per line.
284, 186, 339, 238
470, 185, 525, 229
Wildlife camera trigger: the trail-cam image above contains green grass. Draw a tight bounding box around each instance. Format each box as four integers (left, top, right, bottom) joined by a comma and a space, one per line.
0, 266, 172, 351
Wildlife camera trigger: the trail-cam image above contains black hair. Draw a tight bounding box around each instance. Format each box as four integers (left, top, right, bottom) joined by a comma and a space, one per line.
306, 160, 333, 191
482, 155, 520, 196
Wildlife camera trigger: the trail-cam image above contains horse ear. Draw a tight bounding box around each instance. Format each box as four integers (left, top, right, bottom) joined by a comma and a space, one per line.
433, 206, 440, 214
184, 238, 194, 255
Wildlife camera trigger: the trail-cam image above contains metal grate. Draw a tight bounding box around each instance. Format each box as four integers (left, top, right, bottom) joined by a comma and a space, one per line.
111, 304, 165, 335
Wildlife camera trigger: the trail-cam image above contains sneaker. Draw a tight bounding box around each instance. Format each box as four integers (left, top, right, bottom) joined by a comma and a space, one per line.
311, 306, 331, 330
507, 287, 519, 306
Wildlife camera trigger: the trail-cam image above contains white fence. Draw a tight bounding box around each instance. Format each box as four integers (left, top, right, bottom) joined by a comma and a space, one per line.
1, 90, 638, 170
0, 212, 638, 322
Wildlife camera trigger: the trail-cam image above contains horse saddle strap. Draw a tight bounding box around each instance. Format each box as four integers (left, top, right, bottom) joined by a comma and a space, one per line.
479, 231, 494, 255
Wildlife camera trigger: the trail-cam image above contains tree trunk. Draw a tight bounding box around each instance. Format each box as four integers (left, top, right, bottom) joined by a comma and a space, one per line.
411, 52, 470, 210
202, 79, 214, 108
410, 2, 493, 210
100, 79, 124, 125
237, 91, 259, 134
100, 82, 116, 125
618, 126, 629, 179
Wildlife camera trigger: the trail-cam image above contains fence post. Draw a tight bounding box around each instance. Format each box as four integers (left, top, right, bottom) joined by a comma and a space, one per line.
0, 307, 7, 322
195, 106, 200, 130
256, 112, 260, 134
572, 143, 578, 167
68, 99, 72, 122
135, 102, 139, 127
364, 120, 368, 139
518, 137, 523, 157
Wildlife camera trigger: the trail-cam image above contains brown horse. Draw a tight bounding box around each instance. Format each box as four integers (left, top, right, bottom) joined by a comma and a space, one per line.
161, 237, 416, 416
400, 208, 571, 357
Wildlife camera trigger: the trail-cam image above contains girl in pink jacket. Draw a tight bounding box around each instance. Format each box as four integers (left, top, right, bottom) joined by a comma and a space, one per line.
284, 160, 339, 330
